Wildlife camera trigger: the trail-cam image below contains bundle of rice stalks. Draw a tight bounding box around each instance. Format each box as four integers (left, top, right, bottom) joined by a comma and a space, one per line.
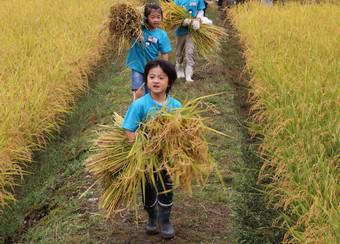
160, 1, 190, 29
86, 113, 160, 216
108, 3, 143, 53
125, 0, 147, 5
160, 1, 227, 58
191, 24, 227, 58
138, 97, 225, 192
86, 96, 225, 216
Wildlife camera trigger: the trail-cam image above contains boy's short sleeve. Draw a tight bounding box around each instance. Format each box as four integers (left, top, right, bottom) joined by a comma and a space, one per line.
169, 97, 182, 109
198, 0, 205, 11
122, 102, 144, 132
159, 30, 172, 54
174, 100, 182, 108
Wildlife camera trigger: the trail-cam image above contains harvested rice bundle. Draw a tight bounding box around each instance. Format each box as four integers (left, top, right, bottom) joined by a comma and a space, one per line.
86, 113, 160, 216
108, 3, 143, 53
139, 97, 224, 192
190, 24, 227, 58
160, 1, 190, 30
126, 0, 146, 5
160, 1, 227, 58
86, 97, 224, 216
85, 113, 129, 181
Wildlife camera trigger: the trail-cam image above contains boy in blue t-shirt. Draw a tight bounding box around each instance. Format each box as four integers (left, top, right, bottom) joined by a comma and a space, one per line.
126, 4, 172, 100
123, 60, 181, 239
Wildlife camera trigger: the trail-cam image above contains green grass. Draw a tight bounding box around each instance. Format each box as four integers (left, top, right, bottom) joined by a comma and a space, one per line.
220, 13, 284, 243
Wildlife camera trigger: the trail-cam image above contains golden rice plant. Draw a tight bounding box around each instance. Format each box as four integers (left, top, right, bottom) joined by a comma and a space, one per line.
278, 0, 339, 3
86, 96, 224, 216
160, 0, 190, 29
190, 24, 228, 58
108, 3, 143, 55
230, 2, 340, 243
0, 0, 114, 208
161, 1, 227, 58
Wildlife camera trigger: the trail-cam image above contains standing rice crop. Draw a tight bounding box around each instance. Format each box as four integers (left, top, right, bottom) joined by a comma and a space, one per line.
229, 2, 340, 243
0, 0, 114, 208
86, 96, 225, 216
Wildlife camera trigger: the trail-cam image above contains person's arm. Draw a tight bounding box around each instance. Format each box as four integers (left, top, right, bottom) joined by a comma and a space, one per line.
197, 0, 206, 17
160, 53, 169, 61
125, 130, 136, 142
159, 31, 172, 60
122, 101, 143, 141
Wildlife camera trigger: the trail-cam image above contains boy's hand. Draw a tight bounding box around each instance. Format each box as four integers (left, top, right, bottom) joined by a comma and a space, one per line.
137, 34, 144, 43
201, 16, 213, 25
134, 85, 145, 100
125, 131, 136, 143
192, 19, 200, 31
182, 18, 192, 27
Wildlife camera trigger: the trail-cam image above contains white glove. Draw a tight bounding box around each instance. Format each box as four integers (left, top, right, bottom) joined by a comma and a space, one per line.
182, 18, 192, 27
201, 16, 213, 25
192, 19, 200, 31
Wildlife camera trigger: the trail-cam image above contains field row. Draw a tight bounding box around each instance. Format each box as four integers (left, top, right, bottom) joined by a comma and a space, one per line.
229, 3, 339, 243
0, 0, 114, 206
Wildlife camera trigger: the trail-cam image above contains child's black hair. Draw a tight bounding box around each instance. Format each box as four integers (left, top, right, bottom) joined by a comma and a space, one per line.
144, 60, 177, 94
144, 3, 163, 24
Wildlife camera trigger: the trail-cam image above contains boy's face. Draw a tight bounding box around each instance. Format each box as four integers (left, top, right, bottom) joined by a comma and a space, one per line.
146, 66, 169, 96
147, 9, 162, 29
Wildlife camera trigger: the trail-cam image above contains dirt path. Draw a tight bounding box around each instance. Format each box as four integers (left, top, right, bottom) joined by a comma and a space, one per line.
0, 5, 247, 244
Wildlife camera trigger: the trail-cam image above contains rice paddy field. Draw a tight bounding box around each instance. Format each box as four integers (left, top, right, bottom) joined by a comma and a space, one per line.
229, 2, 340, 243
1, 0, 339, 243
0, 0, 113, 206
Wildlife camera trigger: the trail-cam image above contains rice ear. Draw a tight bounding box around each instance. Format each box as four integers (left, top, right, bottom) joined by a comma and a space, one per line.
108, 3, 143, 54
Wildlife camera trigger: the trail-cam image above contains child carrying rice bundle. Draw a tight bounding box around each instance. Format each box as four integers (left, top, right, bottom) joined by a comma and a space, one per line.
125, 3, 172, 101
160, 0, 227, 82
109, 2, 173, 101
86, 60, 224, 239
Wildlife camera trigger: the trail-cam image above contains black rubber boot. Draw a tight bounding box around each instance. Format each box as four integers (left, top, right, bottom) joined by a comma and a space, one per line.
145, 205, 158, 235
158, 205, 175, 239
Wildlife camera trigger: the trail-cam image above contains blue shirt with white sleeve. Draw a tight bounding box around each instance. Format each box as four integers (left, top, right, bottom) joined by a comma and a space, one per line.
122, 93, 182, 132
174, 0, 205, 36
126, 27, 172, 74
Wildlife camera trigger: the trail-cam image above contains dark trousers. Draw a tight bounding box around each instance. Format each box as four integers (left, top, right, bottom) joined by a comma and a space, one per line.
142, 169, 173, 208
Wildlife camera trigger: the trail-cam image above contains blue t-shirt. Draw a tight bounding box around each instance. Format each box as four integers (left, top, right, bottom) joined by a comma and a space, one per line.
122, 93, 182, 132
175, 0, 205, 36
125, 27, 172, 74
